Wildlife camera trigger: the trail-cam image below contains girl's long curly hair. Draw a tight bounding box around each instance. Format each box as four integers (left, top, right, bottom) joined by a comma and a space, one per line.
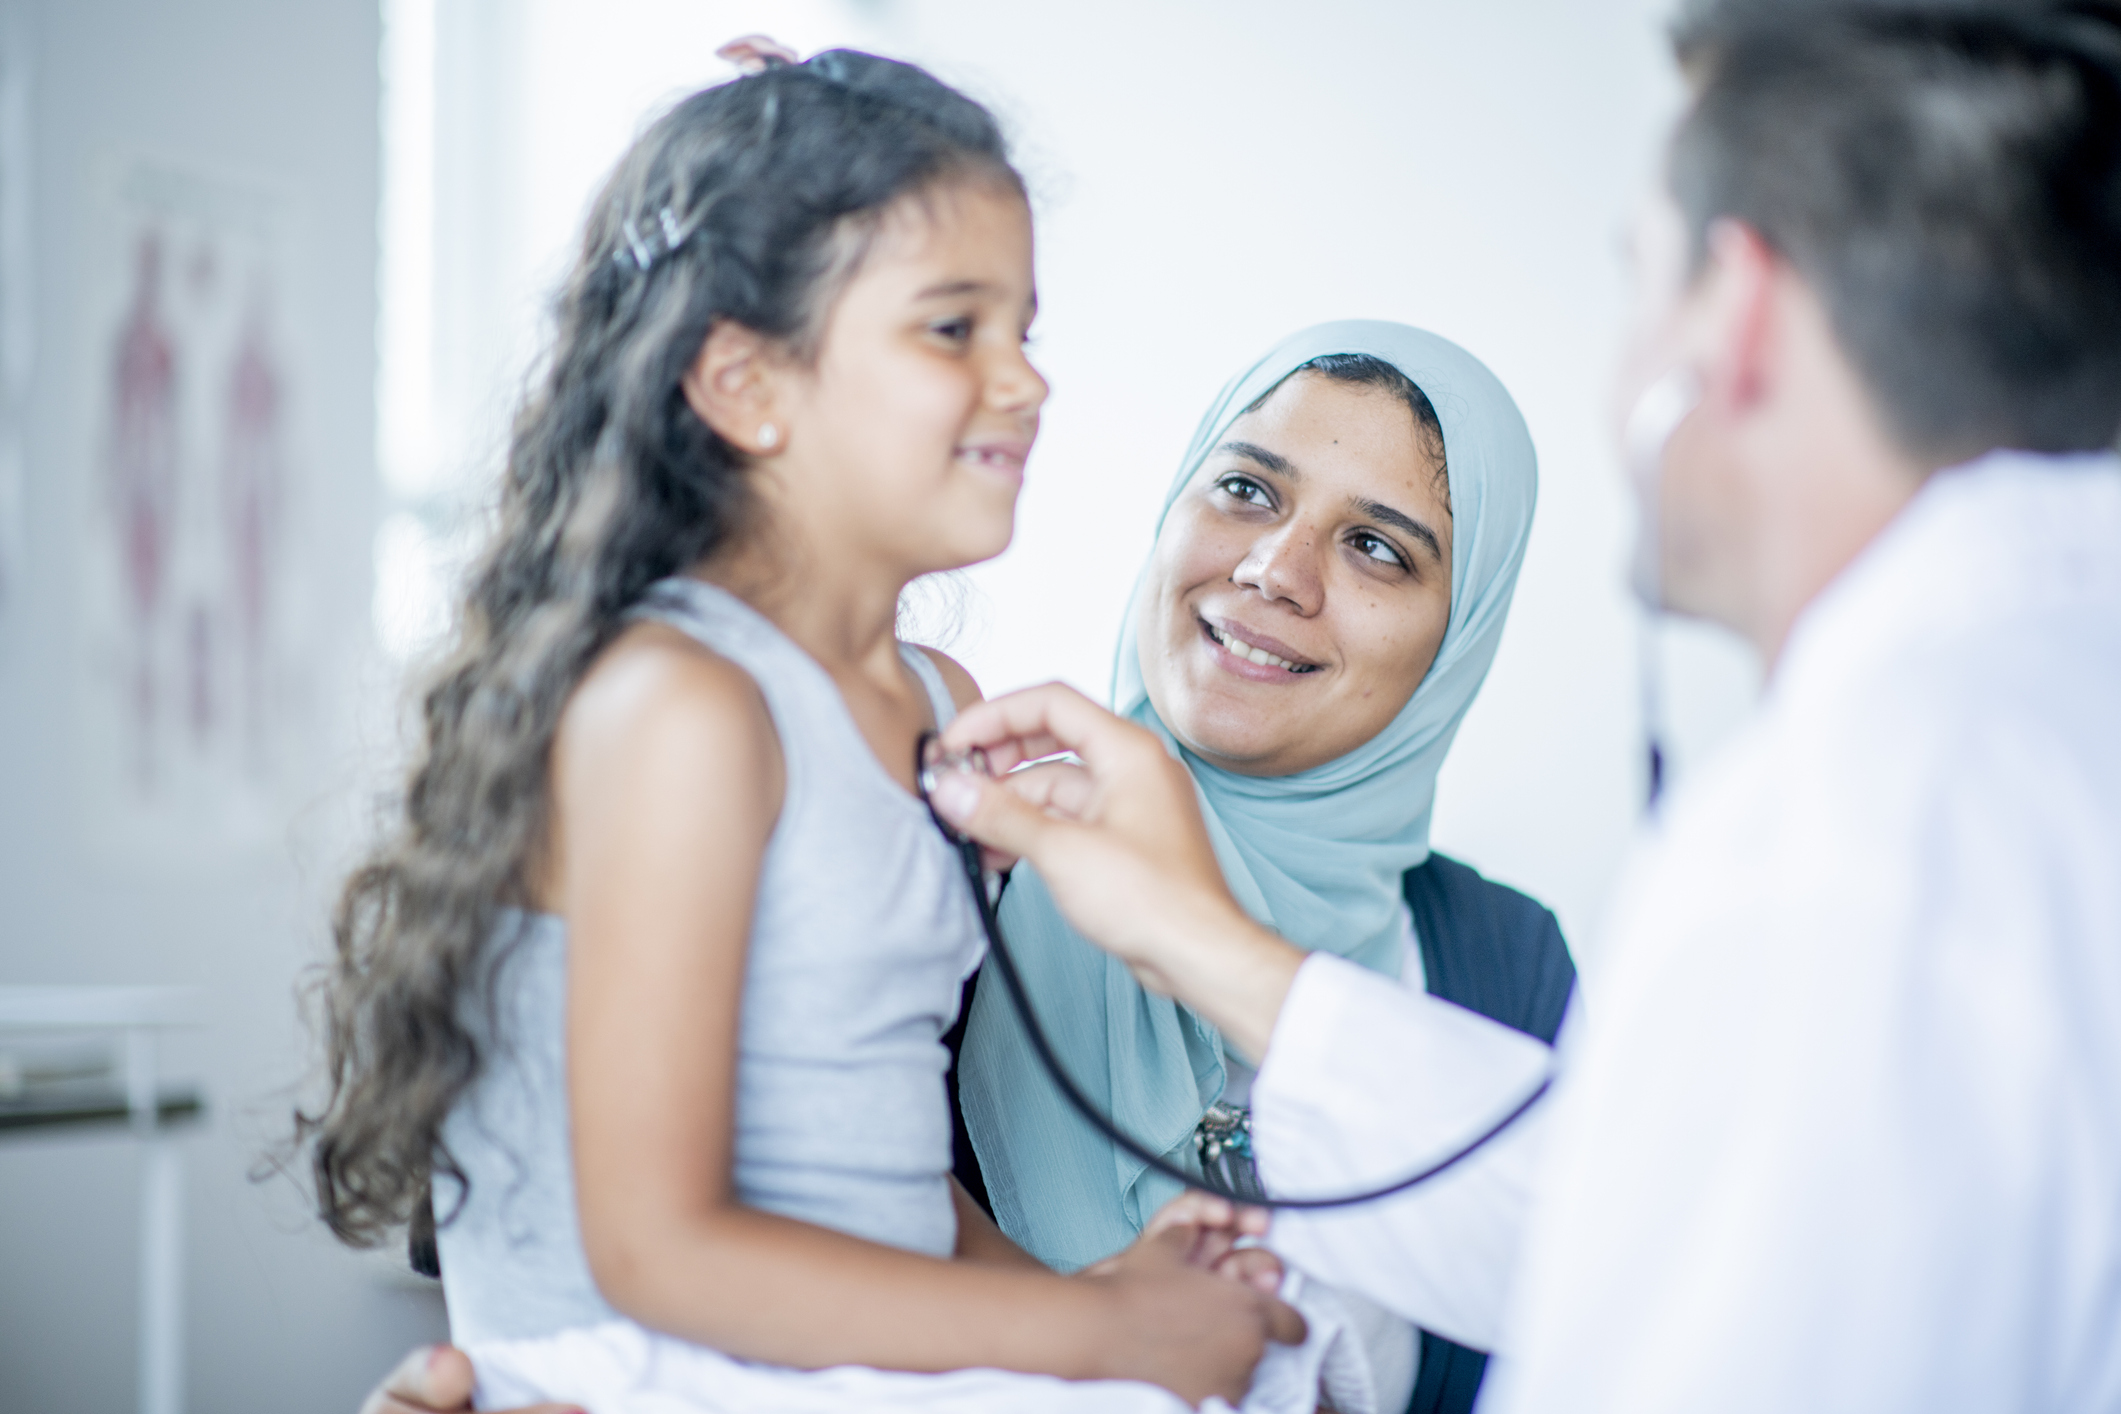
296, 51, 1022, 1248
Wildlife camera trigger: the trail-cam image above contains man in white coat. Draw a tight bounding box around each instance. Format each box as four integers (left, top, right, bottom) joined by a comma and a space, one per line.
368, 2, 2121, 1411
923, 2, 2121, 1409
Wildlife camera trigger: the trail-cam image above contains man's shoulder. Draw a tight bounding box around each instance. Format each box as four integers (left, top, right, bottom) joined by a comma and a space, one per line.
1634, 597, 2121, 934
1774, 453, 2121, 787
1772, 570, 2121, 821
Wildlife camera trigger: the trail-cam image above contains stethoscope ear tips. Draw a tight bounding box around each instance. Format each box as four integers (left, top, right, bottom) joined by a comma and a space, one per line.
915, 730, 991, 843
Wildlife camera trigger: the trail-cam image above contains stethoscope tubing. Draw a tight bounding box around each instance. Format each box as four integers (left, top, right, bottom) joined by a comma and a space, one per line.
922, 732, 1553, 1211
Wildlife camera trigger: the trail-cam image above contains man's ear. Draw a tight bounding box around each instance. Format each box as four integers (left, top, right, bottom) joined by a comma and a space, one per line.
1693, 218, 1781, 420
681, 320, 787, 456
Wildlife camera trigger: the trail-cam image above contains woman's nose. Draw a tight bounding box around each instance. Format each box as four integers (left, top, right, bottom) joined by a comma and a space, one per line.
1232, 525, 1323, 614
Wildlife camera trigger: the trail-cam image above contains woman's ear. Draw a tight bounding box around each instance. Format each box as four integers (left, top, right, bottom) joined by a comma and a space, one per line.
681, 320, 788, 456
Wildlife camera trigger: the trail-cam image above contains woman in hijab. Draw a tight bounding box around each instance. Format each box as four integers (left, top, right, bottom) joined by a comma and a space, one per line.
952, 321, 1572, 1414
357, 321, 1569, 1414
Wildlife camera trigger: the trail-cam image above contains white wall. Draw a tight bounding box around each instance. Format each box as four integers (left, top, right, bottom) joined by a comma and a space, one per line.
0, 2, 448, 1411
419, 0, 1761, 952
863, 1, 1764, 945
0, 4, 1764, 1411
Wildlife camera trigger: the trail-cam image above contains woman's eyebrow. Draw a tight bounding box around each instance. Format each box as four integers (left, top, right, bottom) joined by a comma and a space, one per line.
1353, 496, 1444, 562
1215, 440, 1297, 477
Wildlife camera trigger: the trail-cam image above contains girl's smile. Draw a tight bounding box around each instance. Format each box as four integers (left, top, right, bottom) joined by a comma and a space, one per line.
955, 434, 1033, 485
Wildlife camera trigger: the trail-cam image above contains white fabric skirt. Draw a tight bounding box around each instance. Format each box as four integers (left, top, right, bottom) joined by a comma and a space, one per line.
466, 1271, 1370, 1414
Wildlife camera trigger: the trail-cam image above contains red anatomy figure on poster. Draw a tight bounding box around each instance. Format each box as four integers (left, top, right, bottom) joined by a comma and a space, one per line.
108, 231, 179, 788
223, 288, 283, 772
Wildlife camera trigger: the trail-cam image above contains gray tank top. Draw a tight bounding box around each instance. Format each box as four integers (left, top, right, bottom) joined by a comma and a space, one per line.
435, 577, 982, 1346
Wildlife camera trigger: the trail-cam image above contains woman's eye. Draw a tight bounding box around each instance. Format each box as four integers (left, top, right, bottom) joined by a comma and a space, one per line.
1350, 530, 1408, 569
930, 317, 975, 344
1217, 475, 1272, 508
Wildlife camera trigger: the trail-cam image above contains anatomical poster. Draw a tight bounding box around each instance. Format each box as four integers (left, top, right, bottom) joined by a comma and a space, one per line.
78, 160, 314, 857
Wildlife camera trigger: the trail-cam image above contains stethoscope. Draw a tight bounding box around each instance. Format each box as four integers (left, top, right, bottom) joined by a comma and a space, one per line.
911, 369, 1700, 1211
1624, 365, 1704, 809
917, 733, 1550, 1210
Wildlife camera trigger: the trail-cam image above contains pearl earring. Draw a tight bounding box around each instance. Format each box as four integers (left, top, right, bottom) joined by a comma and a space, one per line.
757, 423, 779, 450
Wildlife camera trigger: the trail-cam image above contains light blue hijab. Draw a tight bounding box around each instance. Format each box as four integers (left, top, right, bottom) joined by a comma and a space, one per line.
958, 321, 1538, 1271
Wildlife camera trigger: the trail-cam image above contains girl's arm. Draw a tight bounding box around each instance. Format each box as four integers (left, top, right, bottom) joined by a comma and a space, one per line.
547, 628, 1292, 1399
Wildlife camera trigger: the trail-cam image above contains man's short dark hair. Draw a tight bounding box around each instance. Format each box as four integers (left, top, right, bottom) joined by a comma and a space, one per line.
1667, 1, 2121, 461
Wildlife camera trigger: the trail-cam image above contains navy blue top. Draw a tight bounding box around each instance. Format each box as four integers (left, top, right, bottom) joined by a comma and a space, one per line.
944, 852, 1575, 1414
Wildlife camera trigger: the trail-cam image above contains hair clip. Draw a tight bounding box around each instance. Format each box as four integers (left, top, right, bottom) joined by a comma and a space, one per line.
613, 206, 692, 275
619, 219, 655, 272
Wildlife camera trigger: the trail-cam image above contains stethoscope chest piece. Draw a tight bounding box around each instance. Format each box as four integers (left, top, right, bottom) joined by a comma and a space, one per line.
917, 732, 991, 844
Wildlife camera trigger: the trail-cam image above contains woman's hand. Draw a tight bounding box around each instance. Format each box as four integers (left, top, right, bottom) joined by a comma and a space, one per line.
1082, 1191, 1285, 1295
358, 1345, 583, 1414
1076, 1220, 1307, 1406
930, 684, 1307, 1059
1141, 1191, 1283, 1294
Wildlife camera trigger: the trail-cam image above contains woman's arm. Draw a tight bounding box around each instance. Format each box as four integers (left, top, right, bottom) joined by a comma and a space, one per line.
547, 632, 1296, 1400
950, 1175, 1044, 1270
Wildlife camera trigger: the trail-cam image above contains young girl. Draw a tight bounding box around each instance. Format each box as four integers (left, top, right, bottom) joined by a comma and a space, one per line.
300, 45, 1308, 1414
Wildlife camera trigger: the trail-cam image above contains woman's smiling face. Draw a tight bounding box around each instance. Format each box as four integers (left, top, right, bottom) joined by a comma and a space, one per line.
1135, 369, 1454, 777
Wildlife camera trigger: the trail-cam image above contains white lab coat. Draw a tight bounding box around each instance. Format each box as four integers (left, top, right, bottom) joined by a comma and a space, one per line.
1252, 450, 2121, 1411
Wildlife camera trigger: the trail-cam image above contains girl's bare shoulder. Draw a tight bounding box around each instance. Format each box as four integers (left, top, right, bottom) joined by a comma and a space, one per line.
555, 619, 783, 799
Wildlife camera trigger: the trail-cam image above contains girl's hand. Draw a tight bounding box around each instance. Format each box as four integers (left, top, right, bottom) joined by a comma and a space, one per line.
359, 1345, 584, 1414
1077, 1221, 1307, 1406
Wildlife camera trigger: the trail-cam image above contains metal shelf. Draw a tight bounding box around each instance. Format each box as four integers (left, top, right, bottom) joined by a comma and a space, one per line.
0, 1085, 204, 1134
0, 986, 206, 1414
